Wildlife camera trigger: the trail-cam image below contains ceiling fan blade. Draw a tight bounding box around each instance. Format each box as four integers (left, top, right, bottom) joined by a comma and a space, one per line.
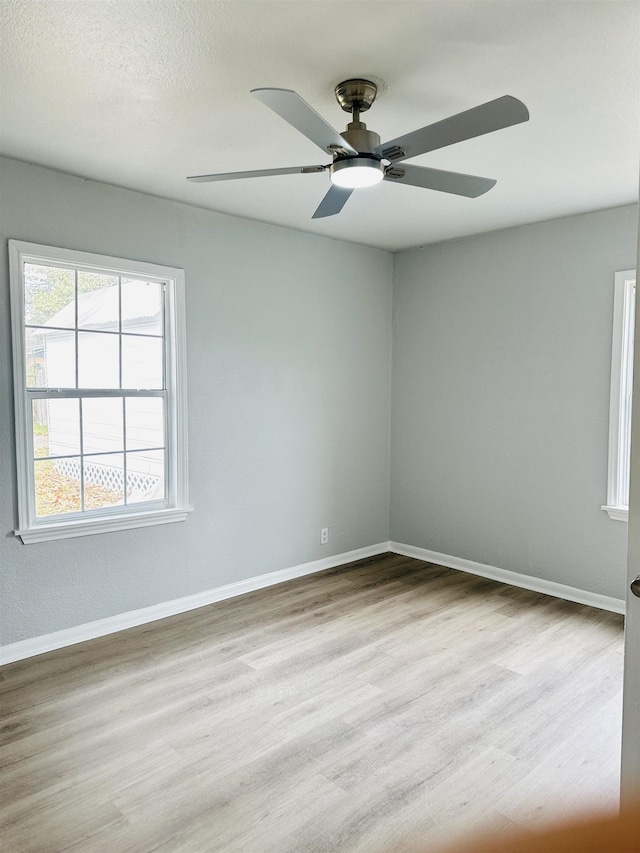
311, 185, 353, 219
376, 95, 529, 162
251, 88, 357, 156
188, 165, 325, 182
385, 164, 496, 197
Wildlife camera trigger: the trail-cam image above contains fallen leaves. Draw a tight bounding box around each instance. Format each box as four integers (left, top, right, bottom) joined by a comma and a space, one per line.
35, 459, 122, 517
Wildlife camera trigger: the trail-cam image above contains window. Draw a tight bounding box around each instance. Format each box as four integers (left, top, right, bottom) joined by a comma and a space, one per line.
603, 269, 636, 521
9, 241, 190, 543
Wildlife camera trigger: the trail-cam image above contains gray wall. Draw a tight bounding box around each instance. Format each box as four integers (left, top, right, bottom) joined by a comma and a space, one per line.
0, 157, 392, 645
2, 154, 636, 648
391, 204, 638, 601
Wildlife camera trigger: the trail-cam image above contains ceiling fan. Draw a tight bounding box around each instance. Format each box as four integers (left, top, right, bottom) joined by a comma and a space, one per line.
187, 79, 529, 219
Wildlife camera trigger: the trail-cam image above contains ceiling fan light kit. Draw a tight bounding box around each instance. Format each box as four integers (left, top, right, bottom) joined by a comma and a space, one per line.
330, 158, 384, 188
187, 77, 529, 218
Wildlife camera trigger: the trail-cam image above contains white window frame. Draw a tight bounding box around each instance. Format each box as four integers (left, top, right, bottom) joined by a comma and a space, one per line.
603, 269, 636, 522
9, 240, 191, 543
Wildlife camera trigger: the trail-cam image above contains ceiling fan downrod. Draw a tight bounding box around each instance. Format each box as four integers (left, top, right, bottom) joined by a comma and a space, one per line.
332, 79, 382, 163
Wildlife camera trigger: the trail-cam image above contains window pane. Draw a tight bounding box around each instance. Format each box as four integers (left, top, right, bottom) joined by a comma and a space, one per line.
82, 397, 124, 454
24, 264, 75, 328
122, 335, 163, 389
78, 272, 120, 331
126, 450, 165, 504
125, 397, 164, 450
34, 457, 81, 517
83, 454, 124, 510
33, 399, 80, 458
121, 279, 163, 336
26, 328, 48, 388
78, 331, 119, 388
27, 327, 76, 388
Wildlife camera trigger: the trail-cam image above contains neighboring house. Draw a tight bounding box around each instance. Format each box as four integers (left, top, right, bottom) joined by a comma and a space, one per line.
42, 282, 164, 501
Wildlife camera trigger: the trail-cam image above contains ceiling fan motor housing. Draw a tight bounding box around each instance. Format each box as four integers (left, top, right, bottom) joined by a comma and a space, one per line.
340, 121, 380, 157
330, 121, 383, 186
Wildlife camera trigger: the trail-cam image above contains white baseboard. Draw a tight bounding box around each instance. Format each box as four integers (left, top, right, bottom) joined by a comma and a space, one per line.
2, 539, 624, 666
389, 542, 626, 615
0, 541, 391, 665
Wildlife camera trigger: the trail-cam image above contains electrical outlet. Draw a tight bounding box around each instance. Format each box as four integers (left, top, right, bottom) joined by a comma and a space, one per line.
320, 527, 329, 545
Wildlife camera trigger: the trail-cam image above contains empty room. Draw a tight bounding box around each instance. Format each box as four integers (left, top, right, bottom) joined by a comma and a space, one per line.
1, 1, 639, 851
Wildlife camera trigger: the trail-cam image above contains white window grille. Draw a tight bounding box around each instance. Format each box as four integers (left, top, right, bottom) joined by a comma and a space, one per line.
9, 241, 191, 543
603, 269, 636, 521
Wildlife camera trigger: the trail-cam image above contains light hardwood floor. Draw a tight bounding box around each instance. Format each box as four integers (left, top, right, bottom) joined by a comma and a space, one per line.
0, 554, 624, 852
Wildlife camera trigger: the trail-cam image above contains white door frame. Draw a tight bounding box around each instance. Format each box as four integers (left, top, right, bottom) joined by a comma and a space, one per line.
621, 195, 640, 805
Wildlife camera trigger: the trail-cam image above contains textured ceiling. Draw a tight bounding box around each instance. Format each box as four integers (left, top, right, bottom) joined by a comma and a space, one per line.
1, 0, 639, 251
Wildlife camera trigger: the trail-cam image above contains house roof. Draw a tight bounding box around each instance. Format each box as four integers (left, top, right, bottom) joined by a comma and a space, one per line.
46, 283, 161, 331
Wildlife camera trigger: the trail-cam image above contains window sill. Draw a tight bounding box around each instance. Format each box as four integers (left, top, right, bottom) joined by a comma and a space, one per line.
602, 505, 628, 522
16, 506, 193, 544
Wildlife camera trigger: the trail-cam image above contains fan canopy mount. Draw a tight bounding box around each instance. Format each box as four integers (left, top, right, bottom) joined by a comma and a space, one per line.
334, 79, 379, 115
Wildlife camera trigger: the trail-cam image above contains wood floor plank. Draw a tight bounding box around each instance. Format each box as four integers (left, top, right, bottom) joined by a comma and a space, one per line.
0, 554, 624, 852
